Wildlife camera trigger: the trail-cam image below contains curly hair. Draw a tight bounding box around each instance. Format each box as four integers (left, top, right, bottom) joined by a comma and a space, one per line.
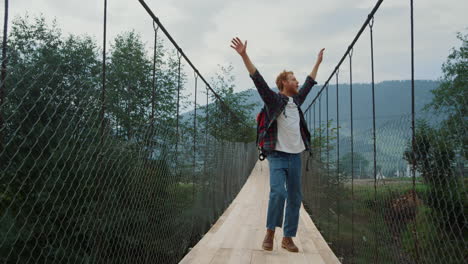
276, 70, 294, 91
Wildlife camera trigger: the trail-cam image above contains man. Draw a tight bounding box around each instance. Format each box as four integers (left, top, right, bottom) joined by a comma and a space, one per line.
230, 37, 324, 252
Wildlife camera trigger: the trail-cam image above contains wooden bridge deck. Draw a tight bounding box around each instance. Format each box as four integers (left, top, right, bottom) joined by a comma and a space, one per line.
179, 159, 341, 264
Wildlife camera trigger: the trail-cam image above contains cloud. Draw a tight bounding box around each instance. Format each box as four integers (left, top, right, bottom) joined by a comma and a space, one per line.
4, 0, 467, 105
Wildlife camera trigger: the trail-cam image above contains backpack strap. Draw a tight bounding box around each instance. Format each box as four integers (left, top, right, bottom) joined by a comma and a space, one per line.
256, 105, 268, 161
305, 149, 312, 171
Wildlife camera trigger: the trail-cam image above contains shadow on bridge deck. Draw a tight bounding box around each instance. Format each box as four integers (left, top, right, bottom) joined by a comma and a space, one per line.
179, 159, 341, 264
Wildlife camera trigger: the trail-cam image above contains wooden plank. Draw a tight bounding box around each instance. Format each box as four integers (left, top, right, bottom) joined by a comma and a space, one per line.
179, 160, 341, 264
209, 248, 252, 264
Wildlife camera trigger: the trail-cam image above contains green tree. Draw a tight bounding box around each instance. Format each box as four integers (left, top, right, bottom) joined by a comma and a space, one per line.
311, 119, 338, 158
1, 13, 102, 198
424, 30, 467, 159
340, 152, 369, 179
201, 63, 256, 143
403, 120, 465, 233
107, 30, 153, 141
106, 30, 191, 162
0, 14, 195, 263
403, 30, 467, 237
1, 14, 104, 263
396, 29, 467, 264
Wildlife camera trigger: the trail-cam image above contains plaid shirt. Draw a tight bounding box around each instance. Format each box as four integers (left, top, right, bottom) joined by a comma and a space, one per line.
250, 68, 317, 155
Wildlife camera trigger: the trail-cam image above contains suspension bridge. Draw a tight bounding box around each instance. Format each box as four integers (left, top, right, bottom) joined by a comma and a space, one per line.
0, 0, 466, 263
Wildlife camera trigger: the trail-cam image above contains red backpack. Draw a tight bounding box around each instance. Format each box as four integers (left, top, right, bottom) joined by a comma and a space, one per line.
256, 105, 268, 160
255, 102, 314, 169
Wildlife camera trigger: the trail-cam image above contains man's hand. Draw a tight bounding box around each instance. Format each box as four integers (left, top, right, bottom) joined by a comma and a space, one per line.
309, 48, 325, 80
230, 37, 247, 56
316, 48, 325, 64
232, 37, 277, 107
231, 37, 256, 75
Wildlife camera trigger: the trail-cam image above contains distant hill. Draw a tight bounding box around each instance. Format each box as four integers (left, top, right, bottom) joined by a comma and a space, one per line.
182, 79, 440, 132
180, 79, 441, 177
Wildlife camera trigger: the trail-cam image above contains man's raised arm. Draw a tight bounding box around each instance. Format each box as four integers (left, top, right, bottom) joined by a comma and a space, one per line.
308, 48, 324, 80
297, 48, 325, 105
230, 37, 256, 75
231, 37, 278, 107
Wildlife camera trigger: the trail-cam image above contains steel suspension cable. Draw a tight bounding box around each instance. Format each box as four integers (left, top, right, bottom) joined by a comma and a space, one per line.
410, 0, 421, 261
369, 16, 379, 264
0, 0, 8, 153
335, 68, 341, 257
304, 0, 384, 115
151, 22, 159, 125
137, 0, 251, 129
348, 47, 355, 261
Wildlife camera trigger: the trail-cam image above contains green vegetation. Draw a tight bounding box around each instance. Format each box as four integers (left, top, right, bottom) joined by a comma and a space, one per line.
0, 14, 256, 263
303, 30, 467, 263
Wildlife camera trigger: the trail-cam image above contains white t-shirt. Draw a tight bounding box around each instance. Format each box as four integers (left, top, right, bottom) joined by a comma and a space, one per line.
274, 96, 305, 154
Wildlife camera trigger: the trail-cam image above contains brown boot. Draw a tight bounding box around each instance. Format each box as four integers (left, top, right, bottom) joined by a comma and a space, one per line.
262, 228, 275, 251
281, 237, 299, 252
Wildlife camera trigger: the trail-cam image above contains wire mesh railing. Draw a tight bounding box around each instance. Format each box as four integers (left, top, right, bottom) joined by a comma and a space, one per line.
301, 0, 467, 263
0, 0, 258, 263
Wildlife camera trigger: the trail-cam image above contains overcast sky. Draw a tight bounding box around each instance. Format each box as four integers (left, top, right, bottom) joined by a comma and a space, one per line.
3, 0, 467, 106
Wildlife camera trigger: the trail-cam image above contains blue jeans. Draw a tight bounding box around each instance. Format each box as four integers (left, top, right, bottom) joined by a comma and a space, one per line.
265, 150, 302, 237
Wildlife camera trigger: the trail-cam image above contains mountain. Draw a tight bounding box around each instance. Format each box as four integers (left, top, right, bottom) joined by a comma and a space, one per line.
180, 79, 441, 177
182, 79, 440, 131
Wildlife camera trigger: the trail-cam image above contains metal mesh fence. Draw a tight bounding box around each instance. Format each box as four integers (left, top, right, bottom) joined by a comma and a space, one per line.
0, 1, 258, 263
300, 1, 467, 263
302, 111, 466, 263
